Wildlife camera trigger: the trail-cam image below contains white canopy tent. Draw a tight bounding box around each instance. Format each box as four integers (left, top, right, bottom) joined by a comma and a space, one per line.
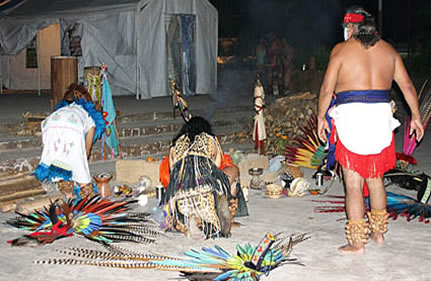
0, 0, 218, 98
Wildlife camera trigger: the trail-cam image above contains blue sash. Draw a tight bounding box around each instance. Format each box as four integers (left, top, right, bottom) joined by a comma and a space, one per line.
325, 90, 391, 170
335, 90, 390, 105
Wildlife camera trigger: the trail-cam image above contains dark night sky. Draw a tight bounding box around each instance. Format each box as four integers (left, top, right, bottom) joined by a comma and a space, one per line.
210, 0, 431, 53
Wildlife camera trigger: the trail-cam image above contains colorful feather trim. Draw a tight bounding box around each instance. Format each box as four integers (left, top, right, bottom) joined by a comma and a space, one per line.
33, 163, 72, 183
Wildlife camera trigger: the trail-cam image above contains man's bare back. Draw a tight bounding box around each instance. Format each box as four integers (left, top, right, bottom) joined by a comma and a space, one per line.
333, 39, 397, 93
318, 37, 423, 143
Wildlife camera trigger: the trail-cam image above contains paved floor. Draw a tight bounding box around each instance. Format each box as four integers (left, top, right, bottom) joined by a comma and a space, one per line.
0, 67, 430, 281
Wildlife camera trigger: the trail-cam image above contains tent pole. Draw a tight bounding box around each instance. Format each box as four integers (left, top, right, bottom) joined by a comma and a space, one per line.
37, 32, 41, 96
0, 55, 3, 95
136, 39, 139, 100
135, 2, 140, 100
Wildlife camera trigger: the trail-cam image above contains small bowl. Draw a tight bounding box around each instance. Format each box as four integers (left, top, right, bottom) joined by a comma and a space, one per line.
309, 189, 321, 195
249, 167, 263, 176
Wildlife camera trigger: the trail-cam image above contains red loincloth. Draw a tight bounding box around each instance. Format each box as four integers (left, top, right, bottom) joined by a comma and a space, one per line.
335, 134, 396, 197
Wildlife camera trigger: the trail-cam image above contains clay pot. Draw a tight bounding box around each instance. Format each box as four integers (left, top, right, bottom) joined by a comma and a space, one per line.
93, 173, 113, 197
248, 168, 264, 190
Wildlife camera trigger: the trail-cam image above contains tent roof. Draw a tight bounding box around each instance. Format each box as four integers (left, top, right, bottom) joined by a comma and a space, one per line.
1, 0, 218, 98
0, 0, 140, 19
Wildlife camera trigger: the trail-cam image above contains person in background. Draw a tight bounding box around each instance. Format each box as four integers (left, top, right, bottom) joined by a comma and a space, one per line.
281, 37, 294, 95
255, 39, 267, 89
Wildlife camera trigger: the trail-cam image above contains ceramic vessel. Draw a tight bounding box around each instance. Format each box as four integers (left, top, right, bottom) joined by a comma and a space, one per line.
93, 173, 113, 197
248, 167, 264, 190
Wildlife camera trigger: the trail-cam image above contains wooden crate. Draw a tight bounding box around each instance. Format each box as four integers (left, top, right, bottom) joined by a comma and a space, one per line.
115, 160, 160, 189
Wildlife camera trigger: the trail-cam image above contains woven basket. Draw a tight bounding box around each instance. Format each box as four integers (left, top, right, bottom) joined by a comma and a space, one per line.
265, 184, 283, 199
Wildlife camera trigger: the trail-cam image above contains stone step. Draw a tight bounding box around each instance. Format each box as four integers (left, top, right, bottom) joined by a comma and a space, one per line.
0, 136, 42, 151
0, 104, 254, 176
0, 134, 254, 178
117, 105, 252, 124
0, 105, 252, 138
118, 122, 183, 138
0, 115, 250, 152
119, 119, 248, 139
92, 129, 250, 158
0, 122, 19, 135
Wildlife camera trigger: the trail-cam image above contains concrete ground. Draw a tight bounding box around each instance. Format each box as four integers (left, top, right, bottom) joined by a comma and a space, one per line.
0, 66, 430, 281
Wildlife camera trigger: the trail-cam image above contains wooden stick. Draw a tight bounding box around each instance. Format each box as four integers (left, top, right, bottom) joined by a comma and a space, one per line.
114, 116, 122, 158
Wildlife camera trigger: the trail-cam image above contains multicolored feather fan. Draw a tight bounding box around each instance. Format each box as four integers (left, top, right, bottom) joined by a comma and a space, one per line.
35, 232, 309, 281
7, 196, 161, 246
313, 191, 431, 224
401, 75, 431, 159
284, 114, 326, 169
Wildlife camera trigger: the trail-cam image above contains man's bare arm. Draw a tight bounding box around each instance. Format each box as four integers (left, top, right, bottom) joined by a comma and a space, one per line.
169, 147, 175, 170
393, 53, 424, 141
85, 127, 95, 159
317, 44, 342, 142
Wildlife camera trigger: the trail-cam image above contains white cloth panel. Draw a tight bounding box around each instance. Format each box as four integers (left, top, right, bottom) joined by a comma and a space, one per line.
0, 0, 217, 98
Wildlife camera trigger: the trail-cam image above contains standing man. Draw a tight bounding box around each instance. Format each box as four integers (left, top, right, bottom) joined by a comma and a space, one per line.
317, 6, 424, 255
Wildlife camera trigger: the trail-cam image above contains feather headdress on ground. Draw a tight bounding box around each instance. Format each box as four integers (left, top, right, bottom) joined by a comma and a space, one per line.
284, 114, 326, 169
7, 196, 161, 246
384, 168, 428, 191
313, 191, 431, 224
35, 232, 309, 281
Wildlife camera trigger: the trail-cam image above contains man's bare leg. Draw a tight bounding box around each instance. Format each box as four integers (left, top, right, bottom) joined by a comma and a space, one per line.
365, 177, 387, 244
339, 167, 366, 255
222, 165, 240, 228
222, 165, 240, 197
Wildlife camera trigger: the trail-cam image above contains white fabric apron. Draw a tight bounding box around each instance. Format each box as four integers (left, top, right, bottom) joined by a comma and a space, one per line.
329, 102, 400, 155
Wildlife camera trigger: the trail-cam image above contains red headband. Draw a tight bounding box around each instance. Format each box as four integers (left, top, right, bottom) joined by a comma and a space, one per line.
344, 13, 364, 23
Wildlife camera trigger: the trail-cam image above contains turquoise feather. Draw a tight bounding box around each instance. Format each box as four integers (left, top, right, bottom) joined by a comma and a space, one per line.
146, 233, 308, 280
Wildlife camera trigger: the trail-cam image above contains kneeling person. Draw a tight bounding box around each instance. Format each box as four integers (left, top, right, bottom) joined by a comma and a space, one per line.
160, 116, 248, 239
